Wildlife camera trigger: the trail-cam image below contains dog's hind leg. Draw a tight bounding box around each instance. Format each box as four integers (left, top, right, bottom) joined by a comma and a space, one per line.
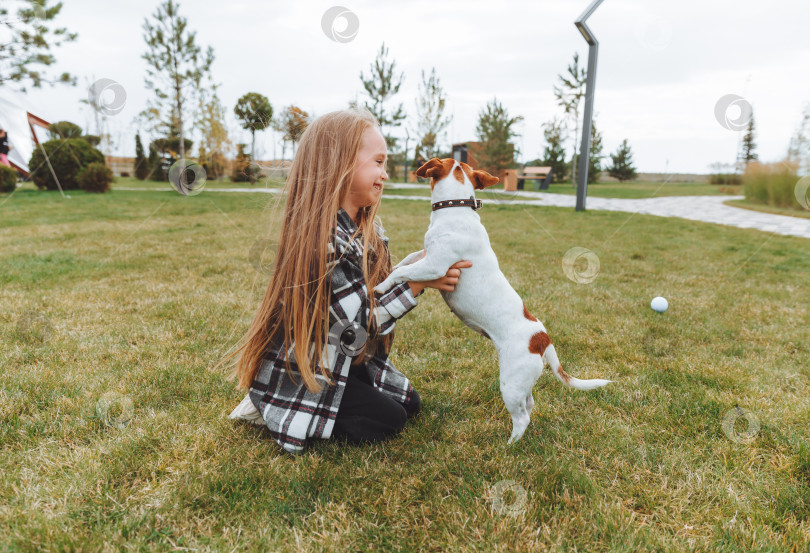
502, 383, 531, 445
525, 391, 535, 414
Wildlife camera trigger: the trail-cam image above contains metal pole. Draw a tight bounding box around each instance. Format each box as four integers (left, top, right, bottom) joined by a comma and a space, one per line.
574, 0, 605, 211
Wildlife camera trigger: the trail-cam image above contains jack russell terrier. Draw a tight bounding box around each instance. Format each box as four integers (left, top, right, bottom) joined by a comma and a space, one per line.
374, 157, 611, 444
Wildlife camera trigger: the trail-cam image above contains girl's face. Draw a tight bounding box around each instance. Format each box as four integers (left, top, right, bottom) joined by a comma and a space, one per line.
346, 126, 388, 213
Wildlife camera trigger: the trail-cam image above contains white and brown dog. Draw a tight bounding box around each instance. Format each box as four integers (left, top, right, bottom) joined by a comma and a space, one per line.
374, 157, 611, 444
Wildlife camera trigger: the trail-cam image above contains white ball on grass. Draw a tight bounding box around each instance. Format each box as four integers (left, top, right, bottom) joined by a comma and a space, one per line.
650, 296, 668, 313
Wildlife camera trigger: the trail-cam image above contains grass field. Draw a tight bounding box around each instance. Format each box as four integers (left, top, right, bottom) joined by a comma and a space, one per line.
1, 187, 808, 552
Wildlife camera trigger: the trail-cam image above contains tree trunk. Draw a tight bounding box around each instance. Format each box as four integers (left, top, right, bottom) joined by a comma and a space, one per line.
250, 129, 256, 185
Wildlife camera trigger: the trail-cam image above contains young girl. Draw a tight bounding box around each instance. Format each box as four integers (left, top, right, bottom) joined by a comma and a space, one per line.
223, 107, 472, 456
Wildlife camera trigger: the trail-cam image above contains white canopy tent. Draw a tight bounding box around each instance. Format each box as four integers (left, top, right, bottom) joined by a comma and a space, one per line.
0, 94, 51, 176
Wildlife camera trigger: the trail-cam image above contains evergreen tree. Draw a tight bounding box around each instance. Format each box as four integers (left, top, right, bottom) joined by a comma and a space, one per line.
475, 98, 524, 177
141, 0, 214, 170
146, 142, 161, 181
607, 139, 637, 182
234, 92, 272, 184
358, 42, 406, 150
541, 117, 569, 183
0, 0, 77, 91
587, 120, 604, 184
134, 133, 149, 180
738, 112, 758, 170
47, 121, 83, 140
231, 144, 252, 183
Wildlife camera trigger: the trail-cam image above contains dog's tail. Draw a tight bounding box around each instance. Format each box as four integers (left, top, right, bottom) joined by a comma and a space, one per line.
543, 344, 612, 391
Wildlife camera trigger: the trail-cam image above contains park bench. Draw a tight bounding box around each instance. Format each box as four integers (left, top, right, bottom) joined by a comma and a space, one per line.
517, 166, 552, 190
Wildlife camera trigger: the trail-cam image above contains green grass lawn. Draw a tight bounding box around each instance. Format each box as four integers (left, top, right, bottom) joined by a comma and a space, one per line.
1, 188, 808, 551
725, 199, 810, 220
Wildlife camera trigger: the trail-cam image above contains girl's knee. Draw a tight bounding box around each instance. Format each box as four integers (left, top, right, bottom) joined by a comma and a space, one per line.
404, 388, 421, 419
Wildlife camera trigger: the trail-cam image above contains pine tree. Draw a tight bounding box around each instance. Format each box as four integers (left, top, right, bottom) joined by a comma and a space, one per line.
134, 134, 149, 180
231, 144, 252, 183
475, 98, 524, 178
607, 139, 637, 182
0, 0, 77, 91
359, 42, 406, 151
739, 113, 758, 169
587, 121, 604, 184
234, 92, 272, 184
540, 117, 569, 183
141, 0, 214, 172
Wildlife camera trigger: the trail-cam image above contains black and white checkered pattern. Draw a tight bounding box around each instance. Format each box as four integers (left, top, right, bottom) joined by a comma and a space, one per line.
248, 207, 423, 456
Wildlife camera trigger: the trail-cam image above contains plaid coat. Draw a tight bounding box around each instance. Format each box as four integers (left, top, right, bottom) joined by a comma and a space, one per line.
248, 207, 423, 456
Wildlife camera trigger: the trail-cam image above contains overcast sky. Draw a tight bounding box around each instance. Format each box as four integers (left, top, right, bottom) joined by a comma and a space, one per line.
5, 0, 810, 174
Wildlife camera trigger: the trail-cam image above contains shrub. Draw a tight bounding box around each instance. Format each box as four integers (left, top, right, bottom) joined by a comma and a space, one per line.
78, 162, 114, 193
29, 138, 105, 191
0, 165, 18, 193
47, 120, 83, 140
709, 173, 743, 185
743, 160, 799, 209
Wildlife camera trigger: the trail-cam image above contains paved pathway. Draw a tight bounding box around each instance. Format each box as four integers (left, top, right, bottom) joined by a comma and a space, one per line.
115, 185, 810, 239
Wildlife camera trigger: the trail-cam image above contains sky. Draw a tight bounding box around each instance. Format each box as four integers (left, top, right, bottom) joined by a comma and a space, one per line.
4, 0, 810, 174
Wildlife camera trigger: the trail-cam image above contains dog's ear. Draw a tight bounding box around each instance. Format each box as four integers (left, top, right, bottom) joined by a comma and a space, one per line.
416, 158, 444, 179
471, 169, 499, 190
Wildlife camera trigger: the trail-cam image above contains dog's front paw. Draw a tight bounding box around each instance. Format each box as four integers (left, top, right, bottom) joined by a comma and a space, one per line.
374, 279, 393, 295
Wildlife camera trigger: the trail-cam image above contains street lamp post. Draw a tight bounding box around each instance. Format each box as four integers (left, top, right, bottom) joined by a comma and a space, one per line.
574, 0, 606, 211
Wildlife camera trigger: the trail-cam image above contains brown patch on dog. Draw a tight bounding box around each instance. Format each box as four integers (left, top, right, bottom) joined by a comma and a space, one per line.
528, 331, 551, 355
415, 157, 457, 191
557, 365, 572, 384
470, 167, 499, 190
523, 304, 538, 322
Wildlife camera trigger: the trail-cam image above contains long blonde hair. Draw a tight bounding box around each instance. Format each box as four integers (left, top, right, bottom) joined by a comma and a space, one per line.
216, 107, 394, 394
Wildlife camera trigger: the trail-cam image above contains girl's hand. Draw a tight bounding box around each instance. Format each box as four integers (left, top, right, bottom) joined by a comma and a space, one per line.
408, 260, 473, 295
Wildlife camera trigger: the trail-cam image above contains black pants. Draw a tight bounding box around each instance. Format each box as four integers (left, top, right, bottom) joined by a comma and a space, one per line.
331, 363, 421, 444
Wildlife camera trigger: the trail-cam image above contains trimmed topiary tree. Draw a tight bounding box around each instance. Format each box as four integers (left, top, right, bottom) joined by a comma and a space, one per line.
29, 138, 105, 191
47, 121, 83, 140
0, 165, 18, 193
78, 162, 113, 193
